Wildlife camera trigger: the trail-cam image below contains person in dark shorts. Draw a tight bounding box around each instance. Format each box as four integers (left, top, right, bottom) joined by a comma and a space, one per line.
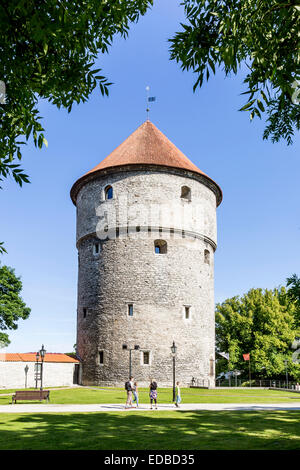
149, 378, 158, 409
125, 376, 134, 409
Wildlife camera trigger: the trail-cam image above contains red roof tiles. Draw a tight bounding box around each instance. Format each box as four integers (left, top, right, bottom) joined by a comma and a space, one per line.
70, 120, 222, 205
86, 120, 207, 177
0, 353, 79, 363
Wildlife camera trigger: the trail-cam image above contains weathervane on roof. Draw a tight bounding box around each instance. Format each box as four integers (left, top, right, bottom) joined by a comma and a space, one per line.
146, 85, 156, 121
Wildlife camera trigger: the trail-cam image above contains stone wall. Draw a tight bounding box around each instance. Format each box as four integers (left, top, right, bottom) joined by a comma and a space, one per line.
75, 167, 218, 387
0, 362, 77, 389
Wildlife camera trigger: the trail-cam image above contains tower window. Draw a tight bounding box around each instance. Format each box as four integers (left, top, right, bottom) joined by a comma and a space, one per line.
181, 186, 191, 201
99, 351, 104, 364
204, 249, 210, 265
143, 351, 150, 365
105, 185, 113, 200
128, 304, 134, 316
185, 306, 190, 320
83, 308, 87, 318
93, 243, 101, 255
154, 240, 167, 254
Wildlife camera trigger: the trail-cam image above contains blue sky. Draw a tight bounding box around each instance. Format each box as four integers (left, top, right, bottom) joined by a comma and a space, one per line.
1, 1, 300, 353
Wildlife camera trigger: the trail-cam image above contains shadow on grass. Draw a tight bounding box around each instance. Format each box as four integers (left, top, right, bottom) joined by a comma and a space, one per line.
0, 410, 300, 450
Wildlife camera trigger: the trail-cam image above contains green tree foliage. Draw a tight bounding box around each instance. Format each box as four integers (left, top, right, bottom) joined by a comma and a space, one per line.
287, 273, 300, 327
0, 265, 31, 347
215, 287, 300, 379
0, 243, 7, 255
0, 0, 152, 186
169, 0, 300, 144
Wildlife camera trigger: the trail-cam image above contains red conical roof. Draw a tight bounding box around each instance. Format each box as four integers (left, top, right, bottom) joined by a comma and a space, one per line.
71, 120, 222, 205
86, 120, 207, 176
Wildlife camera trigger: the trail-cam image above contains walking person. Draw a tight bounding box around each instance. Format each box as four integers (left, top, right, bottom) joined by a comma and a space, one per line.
125, 376, 134, 409
175, 381, 181, 408
149, 378, 158, 410
133, 381, 139, 408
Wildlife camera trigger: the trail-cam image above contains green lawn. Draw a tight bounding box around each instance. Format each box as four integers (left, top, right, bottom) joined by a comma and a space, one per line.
0, 386, 299, 405
0, 410, 299, 450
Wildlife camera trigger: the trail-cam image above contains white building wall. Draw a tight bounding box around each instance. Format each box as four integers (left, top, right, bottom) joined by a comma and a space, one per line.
0, 362, 77, 389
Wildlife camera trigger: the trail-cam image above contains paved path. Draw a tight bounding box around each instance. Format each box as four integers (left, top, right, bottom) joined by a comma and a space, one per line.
1, 403, 300, 413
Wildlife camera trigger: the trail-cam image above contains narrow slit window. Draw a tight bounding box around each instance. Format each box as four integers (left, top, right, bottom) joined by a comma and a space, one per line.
154, 240, 167, 254
105, 185, 113, 200
143, 351, 150, 365
185, 306, 190, 319
83, 308, 87, 318
128, 304, 134, 316
99, 351, 104, 364
204, 249, 210, 265
93, 243, 100, 255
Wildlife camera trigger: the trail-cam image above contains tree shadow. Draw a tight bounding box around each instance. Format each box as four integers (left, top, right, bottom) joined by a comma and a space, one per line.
0, 410, 300, 450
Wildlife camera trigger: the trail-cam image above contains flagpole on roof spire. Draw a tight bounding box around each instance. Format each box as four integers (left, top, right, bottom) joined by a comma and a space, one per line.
145, 85, 156, 121
146, 85, 150, 121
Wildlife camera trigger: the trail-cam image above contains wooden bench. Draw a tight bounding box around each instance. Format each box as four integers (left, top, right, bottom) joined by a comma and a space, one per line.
12, 390, 50, 404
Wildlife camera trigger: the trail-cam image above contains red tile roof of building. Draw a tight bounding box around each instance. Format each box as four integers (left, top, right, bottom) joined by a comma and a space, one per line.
70, 120, 222, 205
0, 353, 79, 363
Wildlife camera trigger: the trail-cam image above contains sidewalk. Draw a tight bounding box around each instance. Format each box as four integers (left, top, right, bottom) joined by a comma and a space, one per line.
1, 402, 300, 413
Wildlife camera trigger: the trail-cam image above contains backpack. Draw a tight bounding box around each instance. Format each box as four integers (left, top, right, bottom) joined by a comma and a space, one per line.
125, 381, 132, 391
151, 381, 157, 390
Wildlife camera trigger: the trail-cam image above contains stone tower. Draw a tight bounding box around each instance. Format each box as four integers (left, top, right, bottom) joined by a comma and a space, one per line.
70, 120, 222, 387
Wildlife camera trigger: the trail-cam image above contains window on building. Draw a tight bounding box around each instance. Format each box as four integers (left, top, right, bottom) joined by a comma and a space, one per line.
99, 351, 104, 364
128, 304, 134, 316
93, 243, 101, 255
181, 186, 191, 201
143, 351, 150, 365
185, 306, 190, 320
105, 185, 113, 200
83, 308, 87, 318
154, 239, 167, 254
204, 249, 210, 265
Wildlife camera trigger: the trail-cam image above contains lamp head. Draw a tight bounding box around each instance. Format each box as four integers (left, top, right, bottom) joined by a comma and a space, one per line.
171, 341, 177, 355
40, 344, 46, 359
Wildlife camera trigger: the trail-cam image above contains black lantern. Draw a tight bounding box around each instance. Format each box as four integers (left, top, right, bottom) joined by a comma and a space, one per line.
40, 344, 46, 359
171, 341, 177, 355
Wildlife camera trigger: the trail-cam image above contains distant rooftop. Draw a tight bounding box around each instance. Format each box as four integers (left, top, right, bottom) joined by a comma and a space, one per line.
0, 353, 79, 363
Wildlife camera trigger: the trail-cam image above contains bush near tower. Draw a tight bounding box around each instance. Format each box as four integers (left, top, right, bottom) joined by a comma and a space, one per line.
0, 265, 31, 347
215, 285, 300, 380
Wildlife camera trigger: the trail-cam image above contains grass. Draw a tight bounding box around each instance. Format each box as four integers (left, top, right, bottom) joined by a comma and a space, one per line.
0, 386, 299, 405
0, 410, 299, 450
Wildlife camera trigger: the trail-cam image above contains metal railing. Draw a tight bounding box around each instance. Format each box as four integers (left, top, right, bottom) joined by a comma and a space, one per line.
214, 379, 300, 389
190, 378, 210, 388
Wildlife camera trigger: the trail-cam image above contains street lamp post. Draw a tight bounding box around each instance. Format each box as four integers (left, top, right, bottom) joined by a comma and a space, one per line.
35, 351, 40, 389
123, 344, 140, 378
171, 341, 177, 402
39, 344, 46, 390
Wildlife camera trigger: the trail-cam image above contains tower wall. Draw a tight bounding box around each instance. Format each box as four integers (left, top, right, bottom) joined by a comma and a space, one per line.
75, 167, 218, 387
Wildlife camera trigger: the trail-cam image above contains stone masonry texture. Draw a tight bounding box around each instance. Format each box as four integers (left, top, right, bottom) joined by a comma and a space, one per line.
74, 167, 219, 387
